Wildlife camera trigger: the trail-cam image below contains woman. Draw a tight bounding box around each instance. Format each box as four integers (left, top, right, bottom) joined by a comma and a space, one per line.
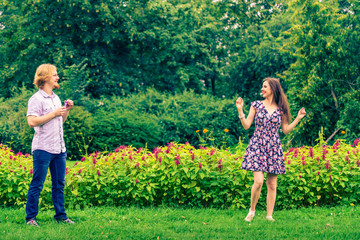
236, 77, 306, 221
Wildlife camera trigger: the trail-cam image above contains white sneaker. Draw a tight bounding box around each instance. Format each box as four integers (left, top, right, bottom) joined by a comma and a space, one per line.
266, 216, 275, 221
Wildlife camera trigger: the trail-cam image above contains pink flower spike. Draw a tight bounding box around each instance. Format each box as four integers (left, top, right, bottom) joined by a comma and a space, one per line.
199, 163, 202, 169
136, 179, 139, 184
294, 149, 298, 158
353, 138, 359, 147
97, 170, 101, 176
218, 159, 223, 170
309, 147, 313, 157
175, 159, 180, 166
302, 156, 306, 167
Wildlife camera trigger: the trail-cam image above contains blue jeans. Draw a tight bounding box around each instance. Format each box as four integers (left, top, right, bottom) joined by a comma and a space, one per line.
26, 150, 67, 220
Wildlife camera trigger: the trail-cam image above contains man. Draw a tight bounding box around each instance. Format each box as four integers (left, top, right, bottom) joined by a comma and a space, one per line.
26, 64, 74, 227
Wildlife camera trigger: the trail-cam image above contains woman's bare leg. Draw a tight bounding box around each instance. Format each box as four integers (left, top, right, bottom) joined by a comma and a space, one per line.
266, 173, 278, 220
250, 171, 264, 211
245, 171, 264, 221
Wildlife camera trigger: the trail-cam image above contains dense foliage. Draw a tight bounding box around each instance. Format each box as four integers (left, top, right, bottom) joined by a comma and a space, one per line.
283, 0, 360, 146
1, 0, 359, 148
0, 0, 286, 99
1, 137, 359, 209
0, 88, 251, 160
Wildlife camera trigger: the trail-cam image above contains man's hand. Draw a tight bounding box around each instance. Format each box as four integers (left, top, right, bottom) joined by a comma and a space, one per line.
65, 99, 74, 110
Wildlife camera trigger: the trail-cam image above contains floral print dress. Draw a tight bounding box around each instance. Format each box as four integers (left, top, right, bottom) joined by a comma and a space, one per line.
241, 101, 286, 175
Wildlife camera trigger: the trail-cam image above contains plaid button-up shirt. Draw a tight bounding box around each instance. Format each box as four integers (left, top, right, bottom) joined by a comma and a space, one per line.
27, 89, 66, 154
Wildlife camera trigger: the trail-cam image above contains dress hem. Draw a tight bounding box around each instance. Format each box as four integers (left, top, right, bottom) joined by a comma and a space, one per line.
240, 167, 286, 175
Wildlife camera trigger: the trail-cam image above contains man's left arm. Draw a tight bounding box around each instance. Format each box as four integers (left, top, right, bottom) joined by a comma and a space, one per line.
62, 99, 74, 123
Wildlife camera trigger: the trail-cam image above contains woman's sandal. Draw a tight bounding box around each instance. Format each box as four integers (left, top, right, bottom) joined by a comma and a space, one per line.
266, 216, 275, 221
244, 210, 255, 222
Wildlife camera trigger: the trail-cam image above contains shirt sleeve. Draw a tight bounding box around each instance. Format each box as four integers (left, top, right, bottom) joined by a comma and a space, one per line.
250, 101, 259, 111
27, 96, 42, 117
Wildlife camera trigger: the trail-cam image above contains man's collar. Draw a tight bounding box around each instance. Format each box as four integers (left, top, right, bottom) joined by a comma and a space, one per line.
39, 89, 56, 98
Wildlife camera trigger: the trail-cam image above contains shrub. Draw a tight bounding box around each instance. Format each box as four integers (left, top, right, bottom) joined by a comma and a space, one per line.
63, 106, 93, 160
91, 109, 162, 152
0, 87, 34, 154
1, 138, 359, 210
278, 138, 360, 209
89, 89, 250, 150
0, 146, 33, 207
1, 88, 250, 160
0, 88, 93, 160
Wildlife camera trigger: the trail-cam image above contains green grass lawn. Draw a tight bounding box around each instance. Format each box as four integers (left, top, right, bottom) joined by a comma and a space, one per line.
0, 205, 359, 239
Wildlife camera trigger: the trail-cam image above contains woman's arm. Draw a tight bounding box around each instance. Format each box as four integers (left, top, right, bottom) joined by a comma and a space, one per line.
281, 107, 306, 135
236, 97, 256, 130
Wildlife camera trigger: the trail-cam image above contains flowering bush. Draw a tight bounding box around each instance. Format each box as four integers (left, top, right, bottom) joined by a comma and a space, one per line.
63, 143, 249, 209
0, 145, 33, 207
277, 138, 360, 209
1, 138, 359, 210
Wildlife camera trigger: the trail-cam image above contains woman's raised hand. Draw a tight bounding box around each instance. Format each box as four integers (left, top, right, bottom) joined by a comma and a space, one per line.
236, 97, 244, 111
297, 107, 306, 119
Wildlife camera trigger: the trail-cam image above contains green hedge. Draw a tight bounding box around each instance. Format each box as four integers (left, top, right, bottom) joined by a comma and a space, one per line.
0, 88, 95, 160
1, 138, 359, 209
0, 88, 250, 160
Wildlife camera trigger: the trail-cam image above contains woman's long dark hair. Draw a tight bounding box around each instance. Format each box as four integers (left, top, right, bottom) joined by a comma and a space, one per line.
263, 78, 291, 123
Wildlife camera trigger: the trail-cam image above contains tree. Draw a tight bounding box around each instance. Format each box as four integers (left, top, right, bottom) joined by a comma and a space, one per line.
0, 0, 131, 99
283, 0, 360, 145
123, 0, 229, 95
215, 0, 295, 100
